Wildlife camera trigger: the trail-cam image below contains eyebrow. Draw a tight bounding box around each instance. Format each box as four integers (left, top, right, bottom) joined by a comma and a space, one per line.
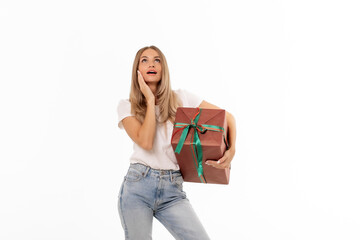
140, 56, 160, 59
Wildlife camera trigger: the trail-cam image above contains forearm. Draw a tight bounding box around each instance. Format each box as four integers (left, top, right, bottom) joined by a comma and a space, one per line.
206, 110, 236, 169
138, 99, 156, 149
226, 111, 236, 154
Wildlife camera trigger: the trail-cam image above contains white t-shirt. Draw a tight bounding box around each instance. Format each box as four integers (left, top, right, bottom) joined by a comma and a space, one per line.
117, 88, 203, 170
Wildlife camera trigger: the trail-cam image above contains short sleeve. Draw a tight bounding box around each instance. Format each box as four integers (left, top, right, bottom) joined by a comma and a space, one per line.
117, 99, 133, 129
176, 89, 203, 107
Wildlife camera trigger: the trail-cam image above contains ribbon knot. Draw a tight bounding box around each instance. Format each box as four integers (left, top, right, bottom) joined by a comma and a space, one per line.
189, 122, 206, 134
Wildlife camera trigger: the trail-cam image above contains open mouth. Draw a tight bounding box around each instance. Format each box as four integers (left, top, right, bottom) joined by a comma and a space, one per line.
147, 70, 157, 75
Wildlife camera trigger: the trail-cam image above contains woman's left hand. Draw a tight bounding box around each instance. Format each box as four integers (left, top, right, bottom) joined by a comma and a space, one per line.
205, 148, 235, 169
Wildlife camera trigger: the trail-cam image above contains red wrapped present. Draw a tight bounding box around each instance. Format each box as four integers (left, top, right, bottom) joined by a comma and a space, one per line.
171, 107, 230, 184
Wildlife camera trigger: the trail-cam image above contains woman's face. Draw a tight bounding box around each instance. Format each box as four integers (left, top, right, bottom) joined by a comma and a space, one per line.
138, 48, 162, 83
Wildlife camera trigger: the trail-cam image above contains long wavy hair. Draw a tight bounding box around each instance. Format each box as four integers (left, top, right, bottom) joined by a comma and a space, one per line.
129, 45, 182, 124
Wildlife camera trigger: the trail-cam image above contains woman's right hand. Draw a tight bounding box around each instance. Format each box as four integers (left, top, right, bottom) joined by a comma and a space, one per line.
137, 70, 155, 103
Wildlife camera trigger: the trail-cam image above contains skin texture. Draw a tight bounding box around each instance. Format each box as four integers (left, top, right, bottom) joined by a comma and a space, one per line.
137, 48, 162, 102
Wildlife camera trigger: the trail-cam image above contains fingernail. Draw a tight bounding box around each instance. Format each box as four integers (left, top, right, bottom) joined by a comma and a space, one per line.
205, 161, 209, 165
217, 160, 220, 164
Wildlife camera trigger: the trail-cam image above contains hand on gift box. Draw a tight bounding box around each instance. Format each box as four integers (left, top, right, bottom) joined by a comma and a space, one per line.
205, 147, 235, 169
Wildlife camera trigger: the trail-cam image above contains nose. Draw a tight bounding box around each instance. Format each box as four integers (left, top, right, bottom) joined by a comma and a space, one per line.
148, 60, 156, 68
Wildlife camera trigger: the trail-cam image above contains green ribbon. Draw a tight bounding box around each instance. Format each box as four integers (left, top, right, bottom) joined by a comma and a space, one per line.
173, 108, 226, 183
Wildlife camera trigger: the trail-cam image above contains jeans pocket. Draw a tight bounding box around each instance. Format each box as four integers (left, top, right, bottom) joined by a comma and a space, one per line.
125, 168, 143, 182
173, 174, 184, 190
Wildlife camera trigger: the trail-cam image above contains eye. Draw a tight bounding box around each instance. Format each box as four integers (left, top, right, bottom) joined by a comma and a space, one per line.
155, 59, 161, 63
141, 59, 147, 62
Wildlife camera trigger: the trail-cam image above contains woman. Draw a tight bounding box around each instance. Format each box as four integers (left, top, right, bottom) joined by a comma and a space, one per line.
117, 45, 236, 239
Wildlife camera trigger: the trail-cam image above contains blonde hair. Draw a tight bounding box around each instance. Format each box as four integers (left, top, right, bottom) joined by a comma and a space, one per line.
129, 45, 182, 124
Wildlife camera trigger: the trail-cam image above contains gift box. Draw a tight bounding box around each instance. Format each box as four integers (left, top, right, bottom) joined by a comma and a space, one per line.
171, 107, 230, 184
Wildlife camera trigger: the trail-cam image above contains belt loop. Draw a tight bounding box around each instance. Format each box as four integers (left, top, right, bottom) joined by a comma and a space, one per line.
144, 166, 150, 178
170, 171, 173, 182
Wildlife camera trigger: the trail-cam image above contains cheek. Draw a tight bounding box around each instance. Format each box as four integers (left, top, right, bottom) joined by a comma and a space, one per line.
138, 65, 146, 72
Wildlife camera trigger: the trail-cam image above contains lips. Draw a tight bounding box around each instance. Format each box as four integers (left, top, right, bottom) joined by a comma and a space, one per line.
147, 70, 157, 75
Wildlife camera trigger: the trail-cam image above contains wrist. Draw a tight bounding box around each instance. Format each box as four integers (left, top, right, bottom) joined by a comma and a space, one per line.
228, 146, 236, 154
146, 97, 155, 105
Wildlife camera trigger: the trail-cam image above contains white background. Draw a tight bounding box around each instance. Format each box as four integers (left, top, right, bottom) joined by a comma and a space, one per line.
1, 0, 359, 239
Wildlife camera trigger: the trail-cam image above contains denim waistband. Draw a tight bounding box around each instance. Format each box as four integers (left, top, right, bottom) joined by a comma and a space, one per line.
129, 163, 181, 176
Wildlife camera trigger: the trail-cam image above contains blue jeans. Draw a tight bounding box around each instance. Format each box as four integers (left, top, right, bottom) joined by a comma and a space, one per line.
117, 163, 211, 240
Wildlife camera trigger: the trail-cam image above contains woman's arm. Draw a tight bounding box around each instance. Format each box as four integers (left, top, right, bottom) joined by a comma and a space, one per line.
121, 71, 156, 150
198, 100, 236, 169
122, 99, 156, 150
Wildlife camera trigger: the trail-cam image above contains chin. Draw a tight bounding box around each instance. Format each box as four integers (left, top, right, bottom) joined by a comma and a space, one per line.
145, 77, 161, 83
